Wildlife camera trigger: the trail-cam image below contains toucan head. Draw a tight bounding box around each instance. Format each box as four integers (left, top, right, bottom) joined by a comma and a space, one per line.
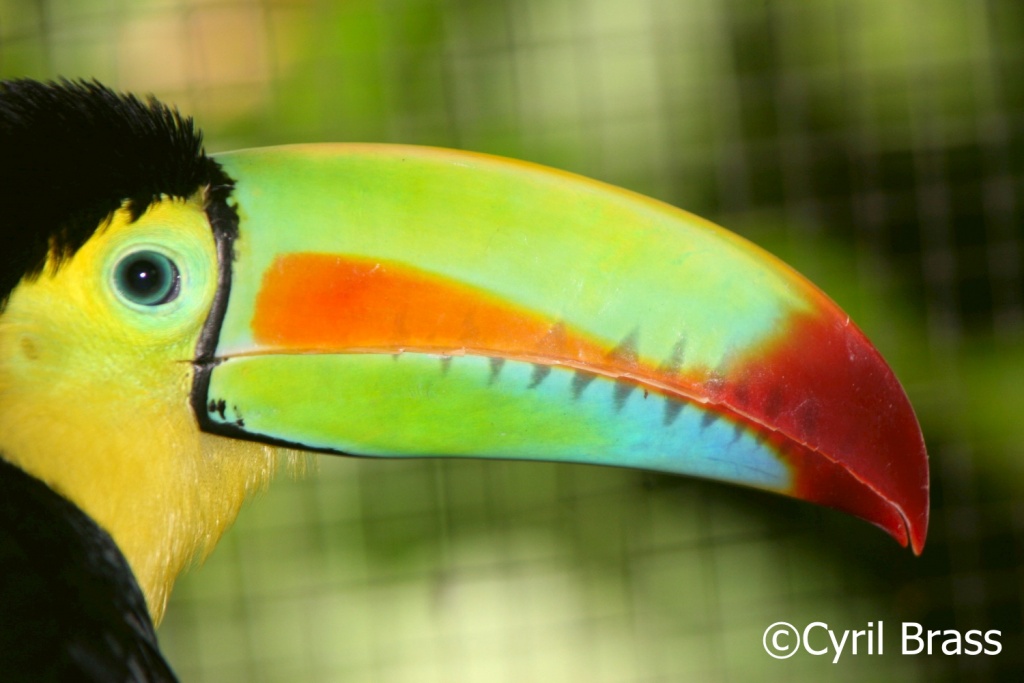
0, 79, 928, 622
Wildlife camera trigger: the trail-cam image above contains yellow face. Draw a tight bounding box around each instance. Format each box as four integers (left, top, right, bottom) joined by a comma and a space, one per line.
0, 195, 279, 622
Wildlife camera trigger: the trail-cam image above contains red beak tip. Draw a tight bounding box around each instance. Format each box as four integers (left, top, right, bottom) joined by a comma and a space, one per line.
908, 509, 929, 556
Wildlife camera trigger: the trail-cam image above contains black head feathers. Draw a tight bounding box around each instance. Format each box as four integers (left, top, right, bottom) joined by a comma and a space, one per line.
0, 79, 233, 306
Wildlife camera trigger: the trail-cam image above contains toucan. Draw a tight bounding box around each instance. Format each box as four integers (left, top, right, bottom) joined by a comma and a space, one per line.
0, 79, 928, 680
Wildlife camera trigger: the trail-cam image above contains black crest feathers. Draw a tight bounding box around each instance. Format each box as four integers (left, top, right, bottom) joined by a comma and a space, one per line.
0, 79, 233, 306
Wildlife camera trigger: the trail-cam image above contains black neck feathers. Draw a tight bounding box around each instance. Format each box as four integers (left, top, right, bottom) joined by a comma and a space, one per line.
0, 456, 178, 679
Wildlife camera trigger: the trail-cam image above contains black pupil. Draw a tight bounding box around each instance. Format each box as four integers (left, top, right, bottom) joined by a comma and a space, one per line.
116, 251, 178, 305
126, 259, 164, 295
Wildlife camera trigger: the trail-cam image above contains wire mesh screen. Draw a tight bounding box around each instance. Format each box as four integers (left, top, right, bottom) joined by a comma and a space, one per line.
2, 0, 1023, 681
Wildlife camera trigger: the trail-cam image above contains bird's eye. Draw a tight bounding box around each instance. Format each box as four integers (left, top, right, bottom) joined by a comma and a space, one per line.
113, 250, 181, 306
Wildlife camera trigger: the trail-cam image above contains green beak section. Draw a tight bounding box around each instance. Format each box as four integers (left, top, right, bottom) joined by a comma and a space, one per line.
194, 144, 928, 553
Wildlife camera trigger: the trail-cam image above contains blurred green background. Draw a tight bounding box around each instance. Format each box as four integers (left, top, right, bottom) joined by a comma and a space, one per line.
3, 0, 1023, 681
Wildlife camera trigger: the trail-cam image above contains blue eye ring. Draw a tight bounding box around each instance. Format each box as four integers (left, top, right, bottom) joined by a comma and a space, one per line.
113, 250, 181, 306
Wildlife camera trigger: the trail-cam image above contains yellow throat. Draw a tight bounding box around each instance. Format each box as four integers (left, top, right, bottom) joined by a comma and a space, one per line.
0, 196, 280, 622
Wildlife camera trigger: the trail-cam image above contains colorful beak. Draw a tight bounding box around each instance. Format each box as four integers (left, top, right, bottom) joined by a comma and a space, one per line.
193, 144, 928, 553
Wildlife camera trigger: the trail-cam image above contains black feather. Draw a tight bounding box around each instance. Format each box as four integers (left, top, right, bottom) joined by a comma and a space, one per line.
0, 78, 233, 307
0, 457, 178, 682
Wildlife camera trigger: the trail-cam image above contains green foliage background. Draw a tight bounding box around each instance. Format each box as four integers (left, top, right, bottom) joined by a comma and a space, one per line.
3, 1, 1023, 681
